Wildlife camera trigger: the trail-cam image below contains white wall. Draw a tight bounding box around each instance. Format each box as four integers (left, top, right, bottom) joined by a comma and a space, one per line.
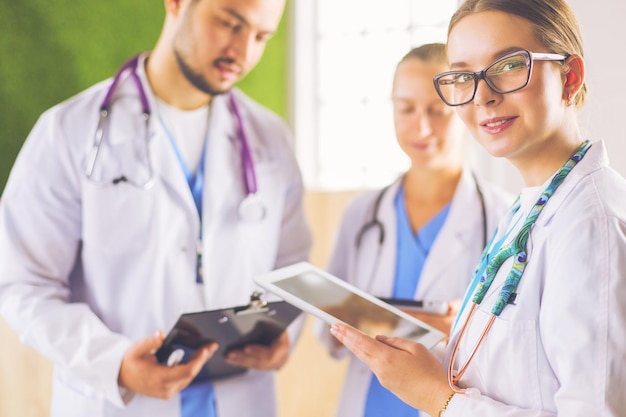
570, 0, 626, 174
474, 0, 626, 195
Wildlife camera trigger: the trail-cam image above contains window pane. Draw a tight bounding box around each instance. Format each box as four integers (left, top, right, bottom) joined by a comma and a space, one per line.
295, 0, 459, 190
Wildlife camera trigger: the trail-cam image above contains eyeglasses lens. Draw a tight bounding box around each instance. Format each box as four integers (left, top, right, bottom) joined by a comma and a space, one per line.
436, 53, 531, 106
485, 54, 530, 94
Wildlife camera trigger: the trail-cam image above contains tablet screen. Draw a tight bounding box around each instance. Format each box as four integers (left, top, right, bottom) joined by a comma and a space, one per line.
272, 270, 430, 340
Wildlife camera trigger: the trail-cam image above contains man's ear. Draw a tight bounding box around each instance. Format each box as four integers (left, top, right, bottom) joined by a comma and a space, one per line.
164, 0, 186, 17
562, 54, 585, 104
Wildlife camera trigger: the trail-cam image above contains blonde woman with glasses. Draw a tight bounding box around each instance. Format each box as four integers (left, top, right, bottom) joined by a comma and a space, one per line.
330, 0, 626, 416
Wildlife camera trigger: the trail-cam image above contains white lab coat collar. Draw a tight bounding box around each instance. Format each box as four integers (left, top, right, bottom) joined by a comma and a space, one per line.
130, 54, 201, 220
365, 178, 400, 297
535, 140, 608, 227
202, 92, 240, 227
133, 55, 247, 236
363, 169, 484, 298
416, 169, 484, 298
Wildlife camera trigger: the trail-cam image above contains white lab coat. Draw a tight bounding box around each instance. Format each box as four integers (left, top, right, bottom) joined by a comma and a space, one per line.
317, 169, 513, 417
0, 55, 311, 417
443, 141, 626, 416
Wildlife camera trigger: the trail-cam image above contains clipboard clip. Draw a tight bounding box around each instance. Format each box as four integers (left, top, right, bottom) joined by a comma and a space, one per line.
234, 291, 270, 315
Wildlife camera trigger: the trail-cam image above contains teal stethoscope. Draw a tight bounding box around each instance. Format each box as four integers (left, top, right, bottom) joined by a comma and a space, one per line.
447, 140, 592, 393
84, 54, 266, 223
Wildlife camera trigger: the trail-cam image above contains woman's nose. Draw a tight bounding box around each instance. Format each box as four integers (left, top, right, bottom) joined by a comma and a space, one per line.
413, 114, 434, 138
473, 79, 501, 107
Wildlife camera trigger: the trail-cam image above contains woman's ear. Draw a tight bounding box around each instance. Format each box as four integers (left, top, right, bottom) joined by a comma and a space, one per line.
562, 55, 585, 105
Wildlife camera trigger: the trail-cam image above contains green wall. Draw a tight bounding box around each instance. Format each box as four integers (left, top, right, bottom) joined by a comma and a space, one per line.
0, 1, 289, 192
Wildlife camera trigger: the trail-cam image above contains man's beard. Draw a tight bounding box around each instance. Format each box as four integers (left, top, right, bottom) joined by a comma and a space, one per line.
174, 51, 232, 97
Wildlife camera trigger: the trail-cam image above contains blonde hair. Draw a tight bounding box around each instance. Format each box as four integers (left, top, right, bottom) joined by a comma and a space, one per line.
399, 43, 447, 66
448, 0, 587, 107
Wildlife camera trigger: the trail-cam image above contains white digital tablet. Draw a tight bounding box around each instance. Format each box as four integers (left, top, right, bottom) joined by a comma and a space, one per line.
254, 262, 445, 349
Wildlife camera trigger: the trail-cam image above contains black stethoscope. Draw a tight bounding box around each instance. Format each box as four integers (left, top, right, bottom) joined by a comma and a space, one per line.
352, 173, 488, 294
355, 173, 488, 255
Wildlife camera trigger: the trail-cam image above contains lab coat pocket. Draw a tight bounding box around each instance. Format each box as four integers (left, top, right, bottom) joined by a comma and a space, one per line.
82, 182, 155, 254
465, 307, 541, 409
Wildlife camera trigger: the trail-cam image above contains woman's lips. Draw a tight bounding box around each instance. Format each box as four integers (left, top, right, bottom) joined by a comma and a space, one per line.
410, 140, 437, 152
480, 116, 517, 134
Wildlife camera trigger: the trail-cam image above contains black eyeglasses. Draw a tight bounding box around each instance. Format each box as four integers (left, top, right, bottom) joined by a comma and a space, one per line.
433, 49, 567, 106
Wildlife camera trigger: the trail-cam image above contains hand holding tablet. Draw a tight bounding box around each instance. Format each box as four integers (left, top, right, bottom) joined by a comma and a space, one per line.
254, 262, 445, 349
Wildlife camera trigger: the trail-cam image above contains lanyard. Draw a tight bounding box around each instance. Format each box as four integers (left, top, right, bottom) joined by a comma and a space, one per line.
156, 109, 208, 283
448, 140, 592, 392
473, 140, 591, 315
157, 114, 208, 217
452, 202, 522, 331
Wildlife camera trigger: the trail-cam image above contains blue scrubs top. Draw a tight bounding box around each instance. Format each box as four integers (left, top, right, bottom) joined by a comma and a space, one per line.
364, 185, 450, 417
181, 380, 216, 417
159, 113, 217, 417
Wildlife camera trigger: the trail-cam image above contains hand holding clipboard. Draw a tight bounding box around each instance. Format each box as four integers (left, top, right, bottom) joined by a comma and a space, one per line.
155, 292, 301, 381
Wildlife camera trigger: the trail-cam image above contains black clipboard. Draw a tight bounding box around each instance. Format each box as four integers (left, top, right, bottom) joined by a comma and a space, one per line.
155, 292, 302, 381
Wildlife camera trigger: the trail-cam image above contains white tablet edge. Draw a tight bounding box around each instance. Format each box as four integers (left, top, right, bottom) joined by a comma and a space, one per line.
254, 262, 445, 350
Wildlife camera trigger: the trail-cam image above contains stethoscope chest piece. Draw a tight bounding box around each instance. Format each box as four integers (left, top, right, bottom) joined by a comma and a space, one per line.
238, 193, 266, 222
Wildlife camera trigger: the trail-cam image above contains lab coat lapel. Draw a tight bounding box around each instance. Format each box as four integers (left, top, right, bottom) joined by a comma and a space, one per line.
135, 55, 199, 217
535, 141, 607, 226
199, 94, 241, 305
366, 180, 401, 297
149, 117, 200, 215
415, 170, 478, 297
201, 94, 239, 229
147, 94, 239, 231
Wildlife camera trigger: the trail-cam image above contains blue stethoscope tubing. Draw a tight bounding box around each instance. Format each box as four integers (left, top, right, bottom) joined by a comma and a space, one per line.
84, 54, 265, 222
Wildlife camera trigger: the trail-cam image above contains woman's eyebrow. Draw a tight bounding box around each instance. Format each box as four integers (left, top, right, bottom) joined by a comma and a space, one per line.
449, 46, 527, 70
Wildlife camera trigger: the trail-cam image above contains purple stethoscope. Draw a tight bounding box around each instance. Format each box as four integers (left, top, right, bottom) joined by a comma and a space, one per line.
84, 55, 266, 222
